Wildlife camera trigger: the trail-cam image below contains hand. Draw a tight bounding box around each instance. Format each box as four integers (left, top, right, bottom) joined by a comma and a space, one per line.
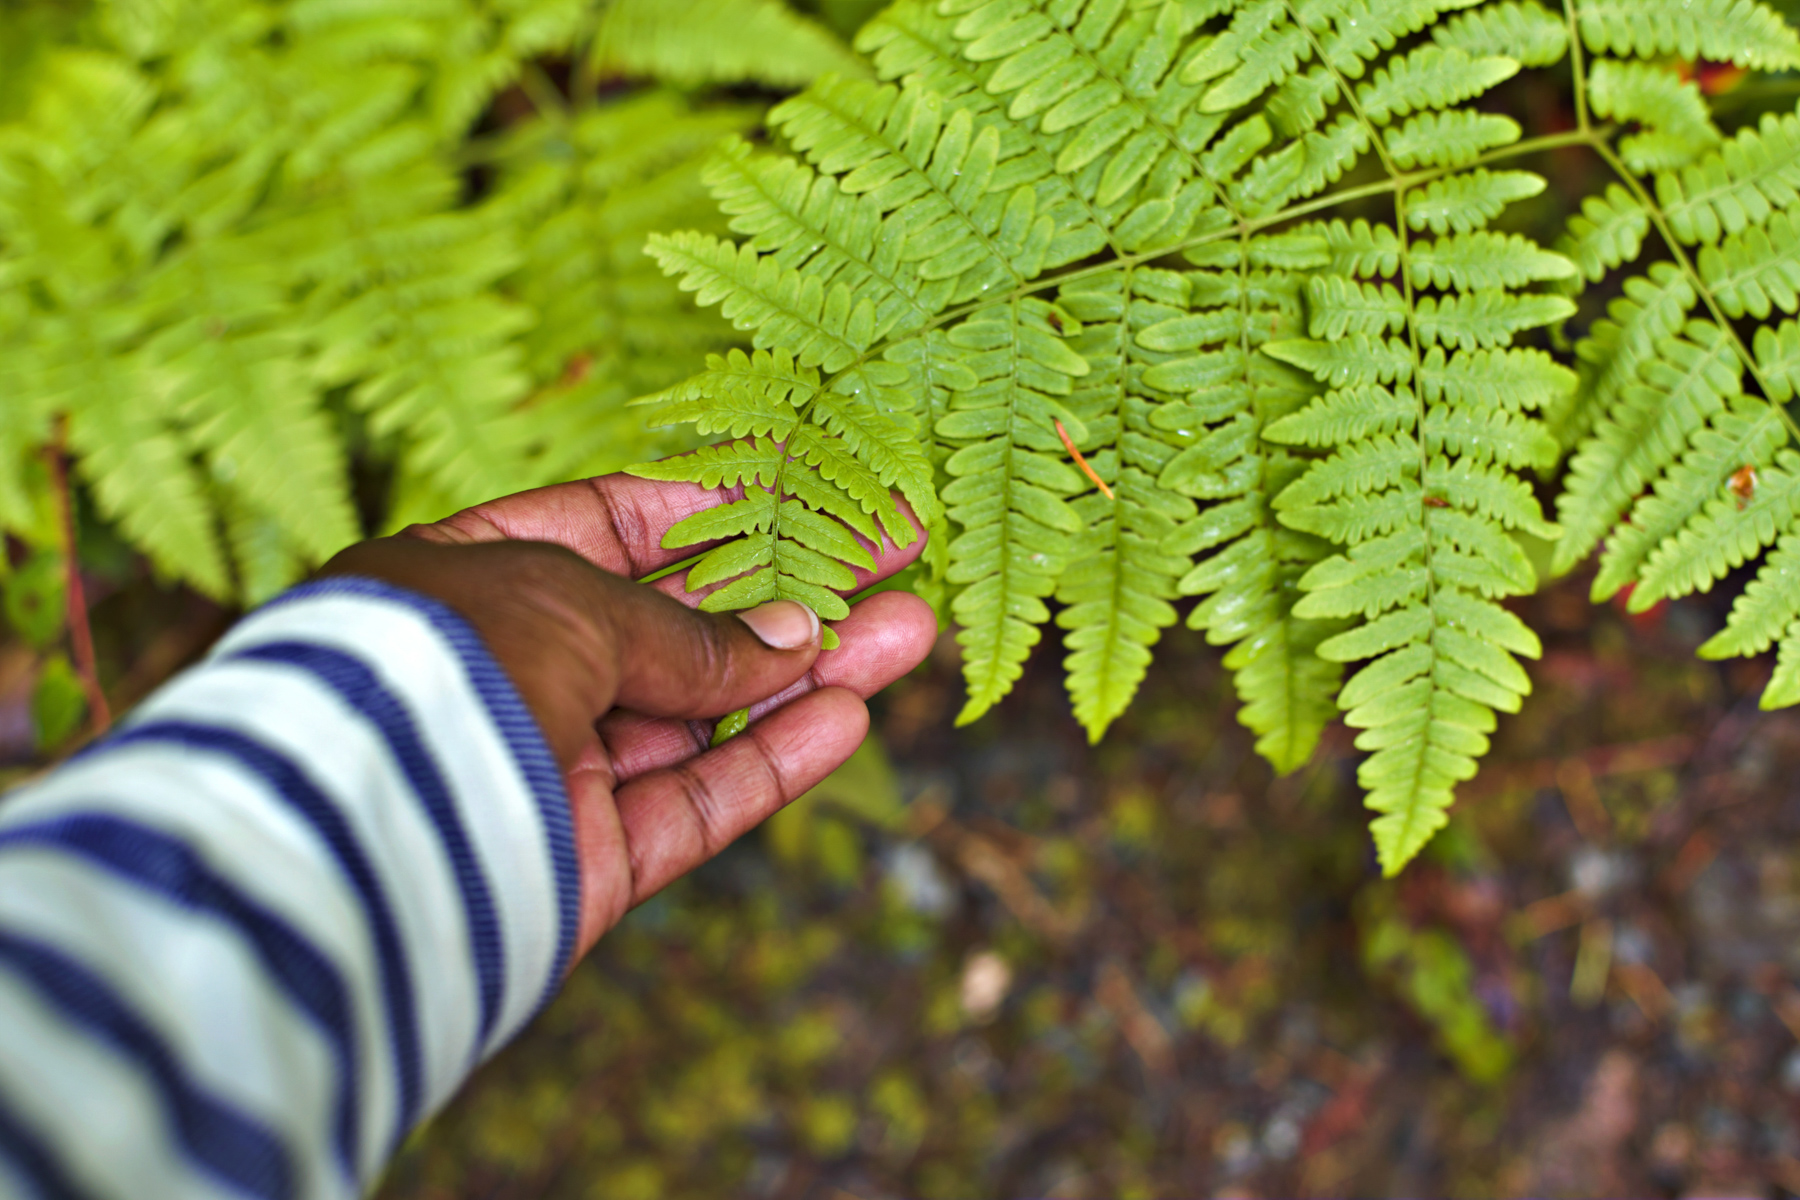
320, 468, 937, 966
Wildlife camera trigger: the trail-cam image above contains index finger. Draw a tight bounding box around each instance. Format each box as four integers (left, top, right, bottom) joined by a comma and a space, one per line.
416, 473, 741, 579
411, 459, 929, 605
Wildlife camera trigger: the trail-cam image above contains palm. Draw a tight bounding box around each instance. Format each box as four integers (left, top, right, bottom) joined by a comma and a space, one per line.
419, 470, 935, 958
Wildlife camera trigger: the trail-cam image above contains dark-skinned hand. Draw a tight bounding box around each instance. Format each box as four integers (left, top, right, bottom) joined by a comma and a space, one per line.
320, 468, 937, 969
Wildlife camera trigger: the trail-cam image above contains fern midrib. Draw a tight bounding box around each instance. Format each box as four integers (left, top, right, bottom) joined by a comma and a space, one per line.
1091, 261, 1148, 727
1563, 0, 1593, 133
968, 295, 1029, 708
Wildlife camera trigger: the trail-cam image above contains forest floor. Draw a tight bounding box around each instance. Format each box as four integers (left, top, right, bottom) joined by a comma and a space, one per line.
352, 567, 1800, 1199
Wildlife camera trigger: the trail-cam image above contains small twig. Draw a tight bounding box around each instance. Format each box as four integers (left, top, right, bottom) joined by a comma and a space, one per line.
46, 415, 110, 736
1054, 419, 1114, 499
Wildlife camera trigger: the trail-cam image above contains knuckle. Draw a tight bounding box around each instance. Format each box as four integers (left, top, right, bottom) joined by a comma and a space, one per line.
670, 763, 725, 855
744, 727, 791, 805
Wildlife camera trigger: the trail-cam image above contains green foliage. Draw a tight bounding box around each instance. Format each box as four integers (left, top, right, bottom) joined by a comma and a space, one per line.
645, 0, 1744, 873
0, 0, 855, 604
16, 0, 1800, 875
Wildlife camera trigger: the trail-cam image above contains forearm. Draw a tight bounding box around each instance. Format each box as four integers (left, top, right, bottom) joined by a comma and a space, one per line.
0, 577, 578, 1199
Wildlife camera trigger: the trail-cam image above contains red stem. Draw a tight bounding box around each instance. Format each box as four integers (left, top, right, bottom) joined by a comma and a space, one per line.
47, 415, 110, 736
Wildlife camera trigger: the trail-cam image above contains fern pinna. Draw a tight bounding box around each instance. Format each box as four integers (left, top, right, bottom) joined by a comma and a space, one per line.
636, 0, 1800, 872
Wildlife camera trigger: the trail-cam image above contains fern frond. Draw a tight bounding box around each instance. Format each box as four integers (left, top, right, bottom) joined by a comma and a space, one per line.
490, 88, 758, 480
704, 135, 943, 340
1385, 110, 1521, 171
141, 240, 360, 572
1355, 46, 1519, 126
1699, 534, 1800, 659
276, 160, 536, 527
635, 347, 813, 440
1270, 186, 1562, 871
778, 76, 1100, 285
1592, 399, 1786, 599
1757, 318, 1800, 402
648, 228, 878, 373
1413, 289, 1575, 351
632, 0, 1800, 865
1406, 231, 1576, 291
1551, 261, 1696, 450
1416, 346, 1576, 413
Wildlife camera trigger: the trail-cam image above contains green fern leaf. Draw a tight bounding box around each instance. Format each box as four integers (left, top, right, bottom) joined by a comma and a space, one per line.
1556, 320, 1743, 570
1053, 269, 1196, 741
1431, 1, 1569, 67
1589, 59, 1720, 174
1406, 231, 1576, 291
1551, 261, 1696, 450
1577, 0, 1800, 71
1697, 209, 1800, 319
629, 0, 1800, 862
1417, 345, 1576, 413
647, 229, 876, 372
592, 0, 867, 88
1756, 318, 1800, 402
1700, 533, 1800, 660
1405, 170, 1547, 236
1658, 107, 1800, 246
1560, 183, 1649, 283
1592, 398, 1787, 601
940, 297, 1089, 724
1386, 110, 1521, 170
1633, 450, 1800, 607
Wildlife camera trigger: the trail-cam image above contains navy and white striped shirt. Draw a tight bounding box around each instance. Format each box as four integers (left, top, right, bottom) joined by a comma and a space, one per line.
0, 577, 581, 1199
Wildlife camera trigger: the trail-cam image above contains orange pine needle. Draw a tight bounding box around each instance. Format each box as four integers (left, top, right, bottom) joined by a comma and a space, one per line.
1055, 419, 1114, 500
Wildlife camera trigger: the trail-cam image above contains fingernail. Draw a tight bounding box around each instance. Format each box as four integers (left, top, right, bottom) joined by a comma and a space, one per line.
737, 600, 819, 650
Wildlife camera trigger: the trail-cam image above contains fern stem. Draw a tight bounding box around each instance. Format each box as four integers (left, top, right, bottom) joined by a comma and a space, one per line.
637, 549, 709, 586
1563, 0, 1591, 134
46, 415, 110, 738
1590, 138, 1800, 444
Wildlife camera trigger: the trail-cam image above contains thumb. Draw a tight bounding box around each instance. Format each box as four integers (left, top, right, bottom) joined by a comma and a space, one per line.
599, 586, 825, 721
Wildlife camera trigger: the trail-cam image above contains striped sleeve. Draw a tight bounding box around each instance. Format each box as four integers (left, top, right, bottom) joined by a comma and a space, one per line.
0, 577, 580, 1200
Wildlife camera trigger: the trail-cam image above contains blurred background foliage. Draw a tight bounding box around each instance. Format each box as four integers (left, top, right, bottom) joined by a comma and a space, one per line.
0, 0, 886, 744
9, 0, 1800, 1194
